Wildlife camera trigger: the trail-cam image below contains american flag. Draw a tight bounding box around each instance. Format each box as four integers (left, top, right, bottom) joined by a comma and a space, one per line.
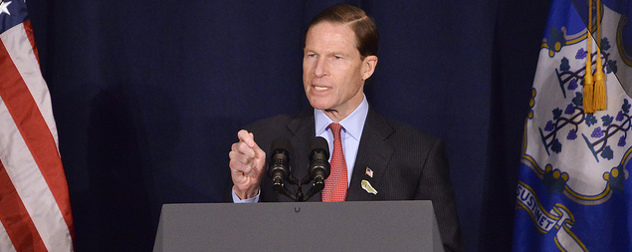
0, 0, 74, 251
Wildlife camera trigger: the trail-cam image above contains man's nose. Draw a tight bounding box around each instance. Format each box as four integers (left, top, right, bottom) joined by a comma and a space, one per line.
314, 58, 328, 77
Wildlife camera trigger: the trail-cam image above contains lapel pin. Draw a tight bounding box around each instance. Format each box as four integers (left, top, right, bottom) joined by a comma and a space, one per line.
361, 179, 378, 195
365, 167, 374, 178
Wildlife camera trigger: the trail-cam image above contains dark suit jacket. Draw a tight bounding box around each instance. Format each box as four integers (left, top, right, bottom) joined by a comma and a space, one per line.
229, 106, 462, 251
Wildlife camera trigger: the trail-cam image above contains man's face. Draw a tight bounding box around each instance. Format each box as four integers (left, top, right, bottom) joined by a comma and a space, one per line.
303, 21, 375, 120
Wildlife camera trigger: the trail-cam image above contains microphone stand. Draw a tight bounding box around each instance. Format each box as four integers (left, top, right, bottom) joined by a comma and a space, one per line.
301, 175, 324, 202
274, 174, 324, 202
272, 176, 297, 201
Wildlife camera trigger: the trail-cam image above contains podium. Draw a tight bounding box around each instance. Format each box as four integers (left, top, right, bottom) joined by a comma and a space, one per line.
153, 200, 443, 252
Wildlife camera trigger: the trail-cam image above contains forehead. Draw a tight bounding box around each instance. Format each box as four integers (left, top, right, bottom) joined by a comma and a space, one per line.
305, 22, 358, 53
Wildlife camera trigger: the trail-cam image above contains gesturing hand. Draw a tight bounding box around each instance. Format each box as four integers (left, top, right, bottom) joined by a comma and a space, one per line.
229, 129, 266, 200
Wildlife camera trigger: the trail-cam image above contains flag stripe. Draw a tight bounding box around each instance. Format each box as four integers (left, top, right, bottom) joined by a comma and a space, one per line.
0, 24, 73, 251
0, 162, 46, 251
22, 20, 40, 65
2, 22, 59, 148
0, 212, 18, 252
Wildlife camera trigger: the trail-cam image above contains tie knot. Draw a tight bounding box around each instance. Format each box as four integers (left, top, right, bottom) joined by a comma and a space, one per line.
329, 123, 343, 138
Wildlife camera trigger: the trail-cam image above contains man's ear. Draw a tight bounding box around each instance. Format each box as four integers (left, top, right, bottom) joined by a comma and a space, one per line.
361, 55, 378, 81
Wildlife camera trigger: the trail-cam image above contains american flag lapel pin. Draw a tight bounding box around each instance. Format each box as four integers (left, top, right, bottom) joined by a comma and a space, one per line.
365, 167, 373, 178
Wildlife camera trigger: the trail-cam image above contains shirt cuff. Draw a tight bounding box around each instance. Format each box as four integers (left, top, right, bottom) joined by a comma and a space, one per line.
231, 187, 260, 203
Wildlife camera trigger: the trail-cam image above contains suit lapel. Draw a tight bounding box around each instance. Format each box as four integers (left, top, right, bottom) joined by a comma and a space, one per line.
281, 107, 394, 201
347, 107, 394, 201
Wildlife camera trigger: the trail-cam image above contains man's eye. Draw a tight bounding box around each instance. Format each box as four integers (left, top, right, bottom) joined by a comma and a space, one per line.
334, 56, 342, 60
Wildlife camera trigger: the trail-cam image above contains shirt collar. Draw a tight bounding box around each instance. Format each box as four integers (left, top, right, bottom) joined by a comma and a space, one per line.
314, 94, 369, 141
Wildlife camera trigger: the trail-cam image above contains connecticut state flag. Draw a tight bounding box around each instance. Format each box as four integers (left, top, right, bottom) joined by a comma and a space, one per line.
513, 0, 632, 251
0, 0, 74, 251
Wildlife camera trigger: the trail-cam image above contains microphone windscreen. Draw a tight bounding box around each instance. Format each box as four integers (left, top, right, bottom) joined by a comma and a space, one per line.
271, 138, 293, 153
309, 137, 329, 158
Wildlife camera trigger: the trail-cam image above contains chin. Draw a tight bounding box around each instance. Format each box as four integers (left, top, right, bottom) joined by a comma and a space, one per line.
307, 98, 332, 111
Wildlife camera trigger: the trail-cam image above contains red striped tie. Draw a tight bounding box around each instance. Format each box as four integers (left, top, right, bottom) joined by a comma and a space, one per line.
322, 123, 347, 201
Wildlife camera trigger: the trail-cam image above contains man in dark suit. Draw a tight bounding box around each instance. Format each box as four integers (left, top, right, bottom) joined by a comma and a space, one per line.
228, 4, 462, 251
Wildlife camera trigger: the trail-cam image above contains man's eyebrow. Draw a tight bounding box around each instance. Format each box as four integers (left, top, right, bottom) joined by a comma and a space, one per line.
328, 51, 348, 56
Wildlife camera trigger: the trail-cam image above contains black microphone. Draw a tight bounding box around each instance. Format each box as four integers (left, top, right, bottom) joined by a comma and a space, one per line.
268, 138, 293, 186
302, 137, 330, 201
308, 136, 330, 186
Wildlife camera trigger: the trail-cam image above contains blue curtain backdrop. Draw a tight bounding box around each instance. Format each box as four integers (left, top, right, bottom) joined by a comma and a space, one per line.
25, 0, 550, 251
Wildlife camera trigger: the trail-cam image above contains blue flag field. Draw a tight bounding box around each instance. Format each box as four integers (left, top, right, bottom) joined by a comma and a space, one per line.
513, 0, 631, 251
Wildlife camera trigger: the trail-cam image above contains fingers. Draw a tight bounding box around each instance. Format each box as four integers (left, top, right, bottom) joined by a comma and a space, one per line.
252, 140, 266, 168
229, 143, 255, 175
229, 150, 248, 171
231, 141, 255, 162
237, 129, 255, 148
229, 129, 265, 176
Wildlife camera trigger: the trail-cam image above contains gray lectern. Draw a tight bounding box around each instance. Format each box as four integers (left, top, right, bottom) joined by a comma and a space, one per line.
153, 200, 443, 252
